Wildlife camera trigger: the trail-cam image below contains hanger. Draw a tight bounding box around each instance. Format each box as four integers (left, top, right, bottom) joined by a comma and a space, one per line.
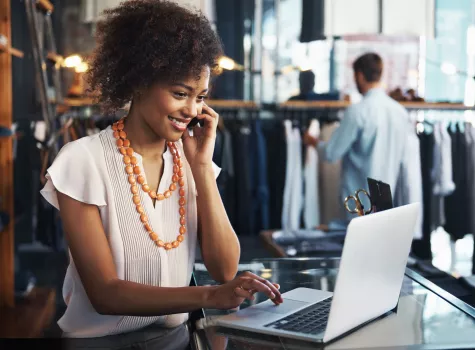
449, 118, 457, 133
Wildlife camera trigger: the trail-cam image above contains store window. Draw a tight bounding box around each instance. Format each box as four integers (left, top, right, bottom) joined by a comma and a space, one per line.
424, 0, 475, 104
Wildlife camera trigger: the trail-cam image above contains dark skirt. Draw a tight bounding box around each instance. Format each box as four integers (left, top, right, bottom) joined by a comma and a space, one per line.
62, 322, 190, 350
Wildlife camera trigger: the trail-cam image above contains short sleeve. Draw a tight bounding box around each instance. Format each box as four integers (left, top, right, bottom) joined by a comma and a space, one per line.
40, 140, 107, 210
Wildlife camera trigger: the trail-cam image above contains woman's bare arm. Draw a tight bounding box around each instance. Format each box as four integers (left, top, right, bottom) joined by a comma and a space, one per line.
57, 191, 212, 316
195, 166, 240, 283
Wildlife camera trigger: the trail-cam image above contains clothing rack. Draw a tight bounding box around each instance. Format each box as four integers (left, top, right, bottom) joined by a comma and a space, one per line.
0, 0, 55, 337
24, 0, 63, 148
19, 111, 120, 255
410, 110, 475, 275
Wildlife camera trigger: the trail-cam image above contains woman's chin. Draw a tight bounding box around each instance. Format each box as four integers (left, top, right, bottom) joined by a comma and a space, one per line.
165, 130, 185, 142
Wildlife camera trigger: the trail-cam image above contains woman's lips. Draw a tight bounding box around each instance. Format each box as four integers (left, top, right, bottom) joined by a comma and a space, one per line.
168, 116, 188, 131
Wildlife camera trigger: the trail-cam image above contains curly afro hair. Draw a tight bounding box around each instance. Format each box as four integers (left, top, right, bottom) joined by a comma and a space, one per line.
86, 0, 224, 114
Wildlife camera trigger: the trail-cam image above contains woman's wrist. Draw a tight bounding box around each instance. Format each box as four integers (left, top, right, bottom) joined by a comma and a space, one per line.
201, 285, 219, 309
190, 163, 215, 180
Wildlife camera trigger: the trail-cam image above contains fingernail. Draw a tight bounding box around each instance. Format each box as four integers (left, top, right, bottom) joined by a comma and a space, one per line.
275, 284, 280, 289
270, 293, 276, 299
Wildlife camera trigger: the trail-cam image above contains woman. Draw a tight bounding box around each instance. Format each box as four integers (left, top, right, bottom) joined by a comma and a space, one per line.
40, 1, 282, 348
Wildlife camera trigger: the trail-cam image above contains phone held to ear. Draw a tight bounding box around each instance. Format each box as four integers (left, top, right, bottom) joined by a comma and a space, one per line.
187, 117, 200, 129
187, 112, 209, 129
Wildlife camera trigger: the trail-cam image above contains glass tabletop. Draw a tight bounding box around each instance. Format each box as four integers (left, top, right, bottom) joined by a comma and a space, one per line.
192, 258, 475, 350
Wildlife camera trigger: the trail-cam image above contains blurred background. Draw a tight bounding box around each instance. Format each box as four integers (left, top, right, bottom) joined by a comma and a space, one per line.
2, 0, 475, 338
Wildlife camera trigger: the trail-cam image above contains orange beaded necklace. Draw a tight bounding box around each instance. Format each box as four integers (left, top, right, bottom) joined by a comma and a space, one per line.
112, 118, 186, 250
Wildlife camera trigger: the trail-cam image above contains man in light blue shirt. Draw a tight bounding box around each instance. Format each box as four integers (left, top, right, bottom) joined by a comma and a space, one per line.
306, 53, 411, 220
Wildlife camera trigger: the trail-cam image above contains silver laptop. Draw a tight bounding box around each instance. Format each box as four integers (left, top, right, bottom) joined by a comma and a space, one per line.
216, 202, 420, 344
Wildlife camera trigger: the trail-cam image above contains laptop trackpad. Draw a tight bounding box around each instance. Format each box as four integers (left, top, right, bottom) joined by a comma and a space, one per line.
252, 299, 310, 314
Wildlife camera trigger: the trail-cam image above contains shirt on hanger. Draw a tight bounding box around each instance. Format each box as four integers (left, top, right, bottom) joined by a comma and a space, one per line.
394, 126, 423, 239
304, 119, 320, 228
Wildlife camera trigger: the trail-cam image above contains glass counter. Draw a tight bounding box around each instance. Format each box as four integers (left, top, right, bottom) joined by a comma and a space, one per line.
191, 257, 475, 350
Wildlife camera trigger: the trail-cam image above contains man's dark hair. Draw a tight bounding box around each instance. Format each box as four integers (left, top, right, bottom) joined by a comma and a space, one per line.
352, 53, 383, 82
299, 70, 315, 94
87, 0, 224, 113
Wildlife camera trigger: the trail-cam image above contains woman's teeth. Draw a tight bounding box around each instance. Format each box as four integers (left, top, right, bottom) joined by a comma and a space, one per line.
168, 116, 187, 127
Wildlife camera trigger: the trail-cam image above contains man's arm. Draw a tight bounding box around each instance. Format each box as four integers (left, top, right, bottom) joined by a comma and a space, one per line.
317, 106, 361, 163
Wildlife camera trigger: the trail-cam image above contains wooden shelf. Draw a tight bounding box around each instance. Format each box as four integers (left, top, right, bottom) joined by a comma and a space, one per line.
207, 99, 257, 108
280, 100, 475, 111
54, 98, 475, 113
281, 100, 350, 109
0, 287, 56, 338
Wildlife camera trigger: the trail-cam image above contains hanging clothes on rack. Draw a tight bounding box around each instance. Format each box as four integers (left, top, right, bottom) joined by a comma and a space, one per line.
280, 118, 304, 231
430, 123, 449, 230
432, 122, 455, 196
230, 116, 254, 235
394, 123, 423, 240
264, 117, 287, 230
282, 120, 295, 231
304, 118, 320, 228
444, 123, 471, 241
318, 120, 344, 224
23, 112, 120, 252
467, 125, 475, 239
249, 118, 270, 231
290, 124, 303, 230
412, 128, 435, 260
213, 118, 235, 228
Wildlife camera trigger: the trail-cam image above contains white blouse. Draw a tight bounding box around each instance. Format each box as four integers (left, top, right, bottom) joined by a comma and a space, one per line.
40, 126, 220, 338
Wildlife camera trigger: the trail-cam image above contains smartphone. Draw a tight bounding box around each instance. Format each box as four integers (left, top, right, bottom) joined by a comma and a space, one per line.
367, 178, 393, 213
187, 117, 201, 129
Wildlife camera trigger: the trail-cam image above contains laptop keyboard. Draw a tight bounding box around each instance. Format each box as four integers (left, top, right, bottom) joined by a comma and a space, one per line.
264, 297, 332, 335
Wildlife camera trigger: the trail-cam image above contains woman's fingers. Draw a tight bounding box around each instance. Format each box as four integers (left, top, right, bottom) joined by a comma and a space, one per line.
202, 103, 219, 119
240, 278, 280, 305
181, 127, 191, 141
257, 278, 283, 304
196, 112, 217, 133
240, 272, 283, 303
233, 285, 255, 301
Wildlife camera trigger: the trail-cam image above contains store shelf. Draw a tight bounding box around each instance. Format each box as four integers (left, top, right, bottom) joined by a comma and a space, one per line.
281, 100, 475, 111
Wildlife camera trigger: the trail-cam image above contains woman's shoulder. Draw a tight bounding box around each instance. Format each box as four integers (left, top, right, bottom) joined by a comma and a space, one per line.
41, 127, 111, 209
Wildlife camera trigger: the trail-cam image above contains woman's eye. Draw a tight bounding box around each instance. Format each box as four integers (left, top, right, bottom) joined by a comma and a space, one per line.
197, 95, 207, 101
174, 92, 187, 98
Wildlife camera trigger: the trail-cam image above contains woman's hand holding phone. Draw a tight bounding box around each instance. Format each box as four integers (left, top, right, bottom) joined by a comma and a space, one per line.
181, 102, 219, 171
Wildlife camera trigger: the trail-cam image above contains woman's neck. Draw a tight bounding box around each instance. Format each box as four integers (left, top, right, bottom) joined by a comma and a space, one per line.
123, 104, 166, 160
